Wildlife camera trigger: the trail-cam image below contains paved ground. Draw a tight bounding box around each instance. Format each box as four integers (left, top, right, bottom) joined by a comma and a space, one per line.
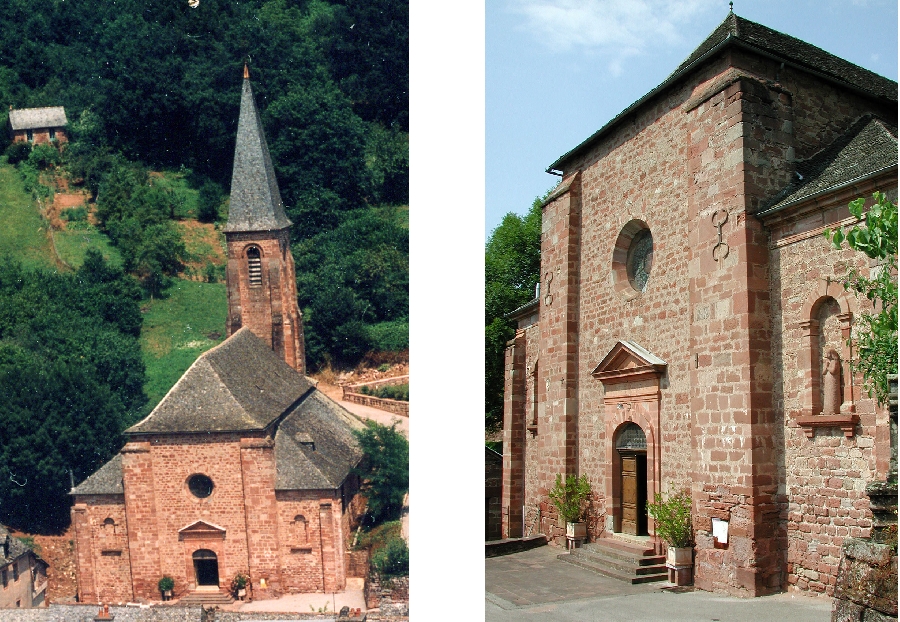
486, 545, 833, 622
315, 382, 409, 436
233, 578, 367, 614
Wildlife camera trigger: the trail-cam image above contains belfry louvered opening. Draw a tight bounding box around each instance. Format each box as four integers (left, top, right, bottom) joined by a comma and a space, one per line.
247, 246, 262, 287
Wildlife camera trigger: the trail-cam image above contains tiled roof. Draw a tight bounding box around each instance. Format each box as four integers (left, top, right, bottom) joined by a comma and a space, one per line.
671, 14, 896, 101
77, 330, 363, 492
224, 76, 292, 233
275, 391, 364, 490
70, 454, 124, 496
125, 328, 313, 435
761, 116, 898, 215
549, 13, 897, 172
8, 107, 67, 131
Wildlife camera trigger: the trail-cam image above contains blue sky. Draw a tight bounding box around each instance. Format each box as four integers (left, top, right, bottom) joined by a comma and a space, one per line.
485, 0, 899, 239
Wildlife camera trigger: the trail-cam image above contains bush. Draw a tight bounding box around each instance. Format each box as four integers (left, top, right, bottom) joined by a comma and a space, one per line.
352, 421, 408, 524
157, 576, 174, 592
28, 143, 61, 170
366, 319, 409, 352
370, 536, 408, 578
5, 141, 31, 165
61, 206, 88, 222
197, 180, 223, 223
646, 490, 693, 548
548, 474, 591, 523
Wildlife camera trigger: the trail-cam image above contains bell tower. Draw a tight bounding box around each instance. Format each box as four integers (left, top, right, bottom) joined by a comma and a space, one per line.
224, 65, 305, 374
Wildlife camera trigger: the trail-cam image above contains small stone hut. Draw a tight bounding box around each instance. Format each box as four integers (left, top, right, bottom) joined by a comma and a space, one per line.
8, 107, 68, 144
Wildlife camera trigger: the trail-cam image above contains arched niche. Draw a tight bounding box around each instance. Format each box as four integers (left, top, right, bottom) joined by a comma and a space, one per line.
796, 284, 859, 437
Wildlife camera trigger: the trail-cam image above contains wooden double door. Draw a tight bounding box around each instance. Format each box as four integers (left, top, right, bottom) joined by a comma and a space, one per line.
619, 450, 647, 536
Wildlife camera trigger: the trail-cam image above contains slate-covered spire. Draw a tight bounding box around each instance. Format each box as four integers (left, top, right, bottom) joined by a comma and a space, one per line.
225, 66, 292, 232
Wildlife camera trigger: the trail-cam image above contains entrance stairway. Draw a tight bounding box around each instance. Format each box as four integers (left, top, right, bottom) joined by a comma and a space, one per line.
558, 536, 667, 584
177, 589, 235, 606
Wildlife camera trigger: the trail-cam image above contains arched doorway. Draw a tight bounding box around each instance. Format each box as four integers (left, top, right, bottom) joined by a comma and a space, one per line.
615, 423, 647, 536
192, 549, 219, 587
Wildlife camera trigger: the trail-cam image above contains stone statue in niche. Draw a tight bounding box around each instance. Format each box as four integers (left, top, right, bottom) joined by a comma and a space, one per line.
822, 348, 843, 415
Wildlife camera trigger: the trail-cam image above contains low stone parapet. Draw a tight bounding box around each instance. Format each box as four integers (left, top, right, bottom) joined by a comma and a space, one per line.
341, 376, 409, 417
342, 393, 408, 417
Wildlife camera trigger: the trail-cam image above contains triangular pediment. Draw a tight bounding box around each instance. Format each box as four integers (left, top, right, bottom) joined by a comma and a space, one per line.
591, 341, 666, 384
178, 520, 227, 535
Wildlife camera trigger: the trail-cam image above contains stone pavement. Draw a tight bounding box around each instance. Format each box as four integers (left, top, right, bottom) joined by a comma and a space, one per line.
486, 545, 833, 622
234, 578, 367, 614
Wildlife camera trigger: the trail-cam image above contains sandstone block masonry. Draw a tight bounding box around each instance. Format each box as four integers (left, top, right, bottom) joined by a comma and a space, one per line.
501, 12, 897, 599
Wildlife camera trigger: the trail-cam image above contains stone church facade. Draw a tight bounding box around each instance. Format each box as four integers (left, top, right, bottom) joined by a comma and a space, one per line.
501, 13, 896, 598
71, 69, 364, 604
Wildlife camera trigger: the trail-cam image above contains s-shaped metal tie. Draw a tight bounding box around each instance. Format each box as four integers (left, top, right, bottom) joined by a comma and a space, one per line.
712, 210, 729, 261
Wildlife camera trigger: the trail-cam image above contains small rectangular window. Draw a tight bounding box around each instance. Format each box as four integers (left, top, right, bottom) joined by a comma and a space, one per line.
49, 128, 56, 140
25, 129, 33, 142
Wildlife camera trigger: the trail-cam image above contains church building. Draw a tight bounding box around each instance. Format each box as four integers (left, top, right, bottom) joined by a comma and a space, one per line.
501, 13, 896, 598
70, 68, 365, 604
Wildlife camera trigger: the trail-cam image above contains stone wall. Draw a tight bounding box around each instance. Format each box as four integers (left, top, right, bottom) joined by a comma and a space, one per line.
501, 18, 897, 601
76, 435, 350, 604
832, 539, 898, 621
225, 229, 304, 374
11, 129, 67, 145
341, 393, 409, 416
71, 495, 133, 604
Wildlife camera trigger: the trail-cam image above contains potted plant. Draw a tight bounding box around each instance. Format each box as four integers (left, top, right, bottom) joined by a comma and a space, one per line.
231, 573, 249, 600
647, 490, 693, 585
548, 473, 591, 547
157, 576, 174, 601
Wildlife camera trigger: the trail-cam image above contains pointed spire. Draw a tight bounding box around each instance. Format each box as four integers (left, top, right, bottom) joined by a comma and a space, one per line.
225, 68, 292, 233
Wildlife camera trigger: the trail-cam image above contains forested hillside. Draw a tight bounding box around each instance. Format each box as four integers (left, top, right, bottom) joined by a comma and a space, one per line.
0, 0, 407, 532
0, 0, 408, 367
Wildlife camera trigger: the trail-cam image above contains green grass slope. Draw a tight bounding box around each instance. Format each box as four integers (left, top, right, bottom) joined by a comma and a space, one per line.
0, 163, 54, 270
53, 224, 122, 270
138, 280, 227, 414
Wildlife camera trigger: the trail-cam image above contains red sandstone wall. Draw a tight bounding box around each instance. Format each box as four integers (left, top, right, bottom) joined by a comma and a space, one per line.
766, 188, 894, 595
534, 173, 581, 539
573, 75, 697, 543
72, 496, 134, 605
501, 331, 526, 538
729, 49, 896, 163
275, 490, 348, 593
240, 437, 283, 597
502, 39, 896, 599
11, 128, 67, 144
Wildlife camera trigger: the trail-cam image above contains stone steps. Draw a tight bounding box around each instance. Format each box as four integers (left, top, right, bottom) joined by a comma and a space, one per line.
558, 538, 668, 584
177, 590, 234, 605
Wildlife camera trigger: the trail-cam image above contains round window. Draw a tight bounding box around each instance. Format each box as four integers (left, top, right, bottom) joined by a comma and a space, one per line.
612, 220, 654, 298
626, 229, 653, 292
188, 474, 214, 498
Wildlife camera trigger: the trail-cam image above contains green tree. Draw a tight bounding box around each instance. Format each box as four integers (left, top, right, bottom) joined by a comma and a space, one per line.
825, 192, 898, 406
352, 421, 408, 524
484, 195, 544, 430
0, 257, 145, 532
